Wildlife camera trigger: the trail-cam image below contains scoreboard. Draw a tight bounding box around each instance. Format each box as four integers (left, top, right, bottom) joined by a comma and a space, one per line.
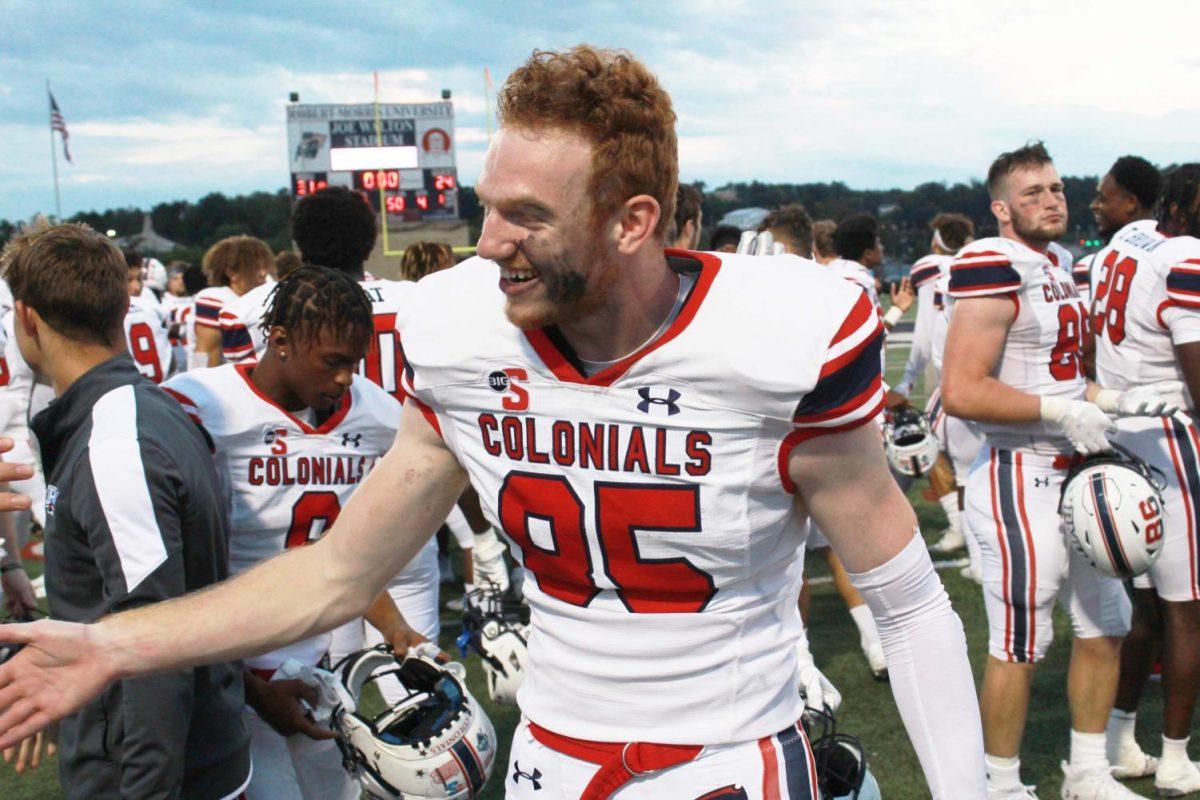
286, 101, 458, 221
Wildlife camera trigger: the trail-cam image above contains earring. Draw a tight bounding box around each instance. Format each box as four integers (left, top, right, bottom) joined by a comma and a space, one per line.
278, 351, 288, 361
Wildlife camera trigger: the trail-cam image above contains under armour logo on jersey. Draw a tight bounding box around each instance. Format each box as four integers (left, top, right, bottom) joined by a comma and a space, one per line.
1034, 476, 1051, 488
511, 762, 542, 790
341, 433, 362, 448
637, 387, 681, 416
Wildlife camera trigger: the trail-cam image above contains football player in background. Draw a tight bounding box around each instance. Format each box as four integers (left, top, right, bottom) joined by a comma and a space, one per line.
1077, 156, 1162, 303
221, 188, 509, 592
398, 240, 455, 282
0, 45, 985, 799
758, 203, 813, 258
811, 219, 838, 264
667, 183, 704, 250
829, 212, 915, 331
1091, 164, 1200, 795
164, 266, 432, 800
943, 141, 1174, 799
896, 213, 982, 566
193, 235, 272, 367
707, 223, 742, 252
123, 259, 171, 383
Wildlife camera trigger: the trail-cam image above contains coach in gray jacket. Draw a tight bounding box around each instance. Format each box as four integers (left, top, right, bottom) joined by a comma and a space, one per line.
1, 222, 249, 800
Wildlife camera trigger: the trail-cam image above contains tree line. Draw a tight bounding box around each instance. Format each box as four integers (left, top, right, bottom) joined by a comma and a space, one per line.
0, 175, 1103, 267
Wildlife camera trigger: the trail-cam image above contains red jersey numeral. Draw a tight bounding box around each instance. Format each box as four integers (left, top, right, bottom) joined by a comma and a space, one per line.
1092, 251, 1138, 345
0, 357, 10, 388
128, 321, 163, 383
497, 472, 716, 613
285, 491, 342, 550
359, 312, 401, 399
1049, 302, 1087, 381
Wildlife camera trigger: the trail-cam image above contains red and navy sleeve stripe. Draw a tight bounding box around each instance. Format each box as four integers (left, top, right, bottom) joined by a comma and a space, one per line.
1167, 260, 1200, 309
219, 311, 254, 362
909, 259, 941, 289
793, 291, 885, 430
194, 299, 222, 328
948, 250, 1022, 297
1072, 261, 1091, 290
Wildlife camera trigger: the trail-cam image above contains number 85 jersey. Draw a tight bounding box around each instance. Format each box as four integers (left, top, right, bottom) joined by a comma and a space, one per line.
400, 251, 884, 745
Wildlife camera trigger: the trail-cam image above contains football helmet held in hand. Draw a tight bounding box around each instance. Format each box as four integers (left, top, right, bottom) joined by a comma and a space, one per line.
883, 406, 939, 477
1059, 444, 1166, 579
331, 647, 496, 799
457, 582, 530, 705
802, 707, 882, 800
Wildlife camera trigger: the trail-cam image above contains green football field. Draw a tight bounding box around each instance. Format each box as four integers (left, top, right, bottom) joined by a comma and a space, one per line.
0, 319, 1190, 799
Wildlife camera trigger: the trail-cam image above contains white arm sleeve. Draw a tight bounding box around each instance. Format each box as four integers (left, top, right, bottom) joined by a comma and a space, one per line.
847, 532, 986, 799
897, 282, 936, 394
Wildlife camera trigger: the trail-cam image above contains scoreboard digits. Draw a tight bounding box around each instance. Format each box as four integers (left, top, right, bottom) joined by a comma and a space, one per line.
286, 101, 458, 222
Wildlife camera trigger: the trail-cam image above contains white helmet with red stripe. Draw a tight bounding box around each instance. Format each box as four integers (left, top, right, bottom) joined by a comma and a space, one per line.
331, 647, 496, 799
1059, 445, 1167, 579
883, 406, 940, 478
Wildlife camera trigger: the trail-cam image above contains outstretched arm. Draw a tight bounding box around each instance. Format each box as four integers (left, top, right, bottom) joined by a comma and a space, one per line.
0, 401, 467, 749
790, 424, 985, 799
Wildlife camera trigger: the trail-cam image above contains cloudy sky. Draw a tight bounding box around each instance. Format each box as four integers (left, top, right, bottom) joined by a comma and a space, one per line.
1, 0, 1196, 222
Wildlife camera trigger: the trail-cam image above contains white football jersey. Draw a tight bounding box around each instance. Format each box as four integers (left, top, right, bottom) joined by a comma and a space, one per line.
192, 285, 238, 332
930, 265, 954, 378
826, 258, 880, 312
900, 254, 952, 390
163, 365, 402, 670
159, 293, 192, 373
948, 238, 1083, 451
124, 294, 171, 384
399, 251, 885, 744
1091, 219, 1200, 409
1074, 253, 1095, 305
0, 313, 51, 440
221, 277, 415, 400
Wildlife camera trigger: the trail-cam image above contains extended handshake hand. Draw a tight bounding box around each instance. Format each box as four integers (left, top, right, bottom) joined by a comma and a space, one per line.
1041, 381, 1184, 455
0, 438, 35, 514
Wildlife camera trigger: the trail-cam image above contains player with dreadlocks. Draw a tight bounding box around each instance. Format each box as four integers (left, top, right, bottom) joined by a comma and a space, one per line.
163, 266, 435, 800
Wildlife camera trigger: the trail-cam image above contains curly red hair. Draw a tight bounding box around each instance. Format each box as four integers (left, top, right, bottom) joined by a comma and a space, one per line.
498, 45, 678, 237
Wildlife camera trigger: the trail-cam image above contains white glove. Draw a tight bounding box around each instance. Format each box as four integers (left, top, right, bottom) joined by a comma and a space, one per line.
1093, 382, 1183, 418
1040, 396, 1116, 455
472, 527, 511, 592
795, 634, 842, 714
275, 659, 343, 725
735, 230, 785, 256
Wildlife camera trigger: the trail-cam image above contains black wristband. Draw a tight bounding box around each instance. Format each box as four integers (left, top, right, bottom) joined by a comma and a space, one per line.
0, 563, 25, 574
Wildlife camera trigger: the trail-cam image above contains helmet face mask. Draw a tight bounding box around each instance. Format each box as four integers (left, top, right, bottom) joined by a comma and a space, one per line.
1060, 444, 1167, 579
802, 706, 882, 800
884, 406, 940, 477
331, 648, 497, 799
457, 583, 530, 705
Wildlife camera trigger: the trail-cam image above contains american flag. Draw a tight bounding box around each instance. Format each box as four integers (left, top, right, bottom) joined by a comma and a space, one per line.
48, 91, 71, 163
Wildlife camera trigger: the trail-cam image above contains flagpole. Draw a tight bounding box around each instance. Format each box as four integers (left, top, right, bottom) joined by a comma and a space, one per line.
47, 79, 61, 219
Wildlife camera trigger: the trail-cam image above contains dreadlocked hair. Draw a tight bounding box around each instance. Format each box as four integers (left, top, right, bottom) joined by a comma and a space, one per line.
260, 265, 374, 352
1157, 164, 1200, 237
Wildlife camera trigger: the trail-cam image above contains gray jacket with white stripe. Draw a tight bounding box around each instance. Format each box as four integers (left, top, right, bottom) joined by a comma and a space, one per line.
32, 355, 250, 800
